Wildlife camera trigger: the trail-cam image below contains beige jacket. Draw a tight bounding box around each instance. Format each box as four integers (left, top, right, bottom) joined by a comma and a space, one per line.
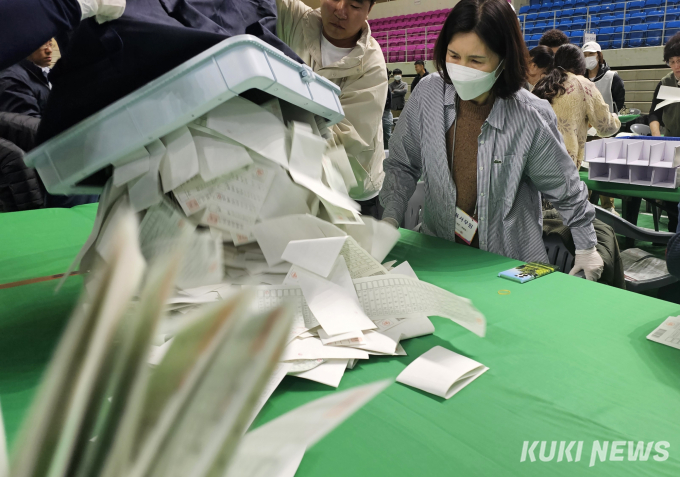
550, 72, 621, 169
276, 0, 388, 200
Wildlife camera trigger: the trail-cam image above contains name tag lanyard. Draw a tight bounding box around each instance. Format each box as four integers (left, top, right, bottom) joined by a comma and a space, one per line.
449, 95, 479, 245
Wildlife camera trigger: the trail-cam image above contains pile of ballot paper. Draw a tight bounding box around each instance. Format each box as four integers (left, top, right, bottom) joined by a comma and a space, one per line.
0, 209, 389, 477
62, 94, 486, 402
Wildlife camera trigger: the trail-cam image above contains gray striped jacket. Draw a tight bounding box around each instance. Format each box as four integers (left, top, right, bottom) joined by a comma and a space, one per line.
379, 73, 597, 263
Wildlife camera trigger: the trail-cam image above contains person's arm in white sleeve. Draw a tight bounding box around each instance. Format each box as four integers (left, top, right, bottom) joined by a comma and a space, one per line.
275, 0, 311, 47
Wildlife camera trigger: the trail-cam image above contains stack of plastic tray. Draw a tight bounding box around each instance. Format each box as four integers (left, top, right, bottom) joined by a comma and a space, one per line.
585, 137, 680, 188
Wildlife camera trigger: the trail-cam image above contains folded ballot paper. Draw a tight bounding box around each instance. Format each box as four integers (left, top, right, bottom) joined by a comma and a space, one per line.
59, 95, 486, 438
647, 316, 680, 350
397, 346, 489, 399
3, 207, 389, 477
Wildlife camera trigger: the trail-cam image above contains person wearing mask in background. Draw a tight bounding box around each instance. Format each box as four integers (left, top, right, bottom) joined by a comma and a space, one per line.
525, 45, 553, 91
533, 44, 620, 170
276, 0, 388, 218
380, 0, 604, 280
648, 32, 680, 233
582, 41, 625, 113
389, 68, 408, 111
538, 28, 569, 54
383, 68, 393, 150
411, 60, 429, 92
0, 40, 54, 118
582, 40, 624, 215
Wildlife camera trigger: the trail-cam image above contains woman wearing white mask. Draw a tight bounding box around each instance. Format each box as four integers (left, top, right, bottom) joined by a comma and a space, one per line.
582, 41, 625, 114
380, 0, 604, 280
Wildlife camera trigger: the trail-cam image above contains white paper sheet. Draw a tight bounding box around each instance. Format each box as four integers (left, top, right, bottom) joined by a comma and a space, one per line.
189, 127, 253, 182
353, 275, 486, 337
128, 140, 165, 213
389, 261, 418, 279
296, 257, 377, 336
244, 362, 292, 431
281, 236, 347, 277
148, 338, 174, 367
339, 235, 388, 279
288, 122, 360, 212
205, 96, 289, 169
326, 145, 358, 190
319, 197, 364, 225
258, 166, 312, 220
342, 216, 401, 263
253, 214, 346, 267
159, 126, 200, 192
396, 346, 488, 399
317, 328, 364, 345
224, 381, 389, 477
655, 85, 680, 110
249, 285, 320, 335
281, 337, 370, 361
290, 359, 349, 387
336, 330, 399, 355
113, 147, 150, 187
382, 316, 434, 341
647, 316, 680, 350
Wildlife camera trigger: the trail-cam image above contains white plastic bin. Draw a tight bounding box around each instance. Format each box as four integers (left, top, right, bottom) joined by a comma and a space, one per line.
609, 164, 630, 184
25, 35, 344, 195
629, 166, 654, 186
652, 167, 680, 188
588, 162, 610, 181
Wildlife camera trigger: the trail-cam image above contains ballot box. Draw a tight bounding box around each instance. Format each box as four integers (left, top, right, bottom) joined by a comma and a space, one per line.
25, 35, 344, 195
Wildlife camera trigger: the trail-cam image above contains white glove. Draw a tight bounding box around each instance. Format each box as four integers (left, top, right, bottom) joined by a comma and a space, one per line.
569, 247, 604, 281
77, 0, 126, 23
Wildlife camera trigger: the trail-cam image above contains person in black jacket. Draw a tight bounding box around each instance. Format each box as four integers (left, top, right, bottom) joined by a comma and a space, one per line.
410, 60, 429, 92
0, 40, 53, 118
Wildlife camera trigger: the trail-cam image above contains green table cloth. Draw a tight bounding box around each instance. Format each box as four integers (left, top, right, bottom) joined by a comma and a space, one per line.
580, 171, 680, 202
1, 206, 680, 476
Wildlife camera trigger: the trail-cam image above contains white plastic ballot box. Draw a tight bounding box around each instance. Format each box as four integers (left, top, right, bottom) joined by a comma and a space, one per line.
25, 35, 344, 195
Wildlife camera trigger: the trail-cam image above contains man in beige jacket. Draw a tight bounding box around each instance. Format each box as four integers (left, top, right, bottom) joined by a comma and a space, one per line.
276, 0, 388, 217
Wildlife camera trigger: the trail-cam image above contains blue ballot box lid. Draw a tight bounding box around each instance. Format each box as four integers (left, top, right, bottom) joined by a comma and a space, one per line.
25, 35, 344, 195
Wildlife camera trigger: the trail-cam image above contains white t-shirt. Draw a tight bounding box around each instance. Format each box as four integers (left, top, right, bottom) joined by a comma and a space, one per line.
320, 34, 353, 67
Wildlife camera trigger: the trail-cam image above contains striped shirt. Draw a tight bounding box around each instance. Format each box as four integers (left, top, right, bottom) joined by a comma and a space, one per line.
379, 73, 597, 263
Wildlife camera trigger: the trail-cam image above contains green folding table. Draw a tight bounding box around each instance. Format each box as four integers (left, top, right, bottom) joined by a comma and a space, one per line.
1, 206, 680, 476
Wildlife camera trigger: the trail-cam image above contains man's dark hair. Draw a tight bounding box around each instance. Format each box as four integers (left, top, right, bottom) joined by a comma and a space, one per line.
414, 60, 425, 66
433, 0, 527, 99
664, 32, 680, 62
393, 68, 402, 74
529, 45, 554, 69
538, 29, 569, 48
533, 44, 585, 103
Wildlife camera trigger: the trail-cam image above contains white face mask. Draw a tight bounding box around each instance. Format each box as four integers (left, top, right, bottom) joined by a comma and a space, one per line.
585, 57, 598, 71
394, 75, 402, 81
446, 60, 504, 101
527, 82, 535, 92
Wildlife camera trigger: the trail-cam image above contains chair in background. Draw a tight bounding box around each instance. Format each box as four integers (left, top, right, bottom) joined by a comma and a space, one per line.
594, 206, 677, 292
629, 23, 649, 46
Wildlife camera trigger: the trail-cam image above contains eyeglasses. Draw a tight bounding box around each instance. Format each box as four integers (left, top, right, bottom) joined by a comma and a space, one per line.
667, 58, 680, 67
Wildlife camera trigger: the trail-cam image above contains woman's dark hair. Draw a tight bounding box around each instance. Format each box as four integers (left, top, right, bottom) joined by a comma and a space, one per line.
664, 32, 680, 62
533, 44, 586, 103
529, 45, 554, 70
433, 0, 527, 99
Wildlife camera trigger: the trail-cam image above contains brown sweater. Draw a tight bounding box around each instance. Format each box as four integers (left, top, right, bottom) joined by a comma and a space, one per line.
446, 98, 495, 248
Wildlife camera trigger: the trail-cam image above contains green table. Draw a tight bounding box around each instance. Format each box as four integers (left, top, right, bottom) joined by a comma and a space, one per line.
2, 206, 680, 476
